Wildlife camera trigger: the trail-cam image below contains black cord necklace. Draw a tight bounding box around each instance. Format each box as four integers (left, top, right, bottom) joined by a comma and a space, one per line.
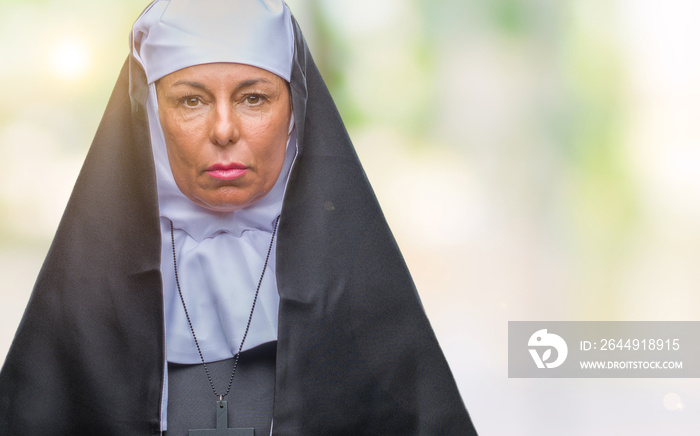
169, 216, 280, 435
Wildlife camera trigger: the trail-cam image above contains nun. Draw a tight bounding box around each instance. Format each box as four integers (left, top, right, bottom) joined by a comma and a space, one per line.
0, 1, 478, 435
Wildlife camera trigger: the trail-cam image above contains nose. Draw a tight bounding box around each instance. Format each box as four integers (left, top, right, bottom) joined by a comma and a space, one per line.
209, 103, 240, 146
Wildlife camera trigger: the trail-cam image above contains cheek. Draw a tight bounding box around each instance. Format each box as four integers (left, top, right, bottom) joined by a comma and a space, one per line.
257, 120, 289, 176
161, 116, 201, 169
258, 109, 290, 152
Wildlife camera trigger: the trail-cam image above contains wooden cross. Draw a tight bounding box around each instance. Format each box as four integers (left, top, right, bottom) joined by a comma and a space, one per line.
189, 401, 254, 436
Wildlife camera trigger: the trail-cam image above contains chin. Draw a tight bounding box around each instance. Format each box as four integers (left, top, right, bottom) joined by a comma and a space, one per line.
195, 194, 260, 213
185, 182, 272, 212
198, 201, 246, 213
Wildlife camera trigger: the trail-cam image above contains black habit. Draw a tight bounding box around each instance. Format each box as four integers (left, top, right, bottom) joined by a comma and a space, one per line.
0, 15, 478, 436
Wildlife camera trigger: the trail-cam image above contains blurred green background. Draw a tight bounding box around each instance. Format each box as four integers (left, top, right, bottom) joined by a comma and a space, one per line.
1, 0, 699, 434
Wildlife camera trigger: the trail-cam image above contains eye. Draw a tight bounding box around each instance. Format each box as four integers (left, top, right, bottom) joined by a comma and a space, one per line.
184, 97, 201, 107
176, 95, 202, 108
245, 94, 266, 105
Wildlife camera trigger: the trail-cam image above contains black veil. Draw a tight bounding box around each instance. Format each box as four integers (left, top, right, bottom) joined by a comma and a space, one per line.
0, 14, 477, 436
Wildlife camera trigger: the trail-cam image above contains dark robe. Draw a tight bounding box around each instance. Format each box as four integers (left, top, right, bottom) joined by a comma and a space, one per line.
0, 15, 478, 436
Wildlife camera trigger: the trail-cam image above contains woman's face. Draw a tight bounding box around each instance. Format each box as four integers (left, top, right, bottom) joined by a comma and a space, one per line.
156, 62, 291, 212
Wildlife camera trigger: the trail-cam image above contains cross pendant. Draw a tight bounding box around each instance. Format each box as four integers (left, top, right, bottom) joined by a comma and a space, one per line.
189, 401, 254, 436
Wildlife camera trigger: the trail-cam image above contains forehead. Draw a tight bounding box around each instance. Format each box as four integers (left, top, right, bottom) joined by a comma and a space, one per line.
158, 62, 286, 89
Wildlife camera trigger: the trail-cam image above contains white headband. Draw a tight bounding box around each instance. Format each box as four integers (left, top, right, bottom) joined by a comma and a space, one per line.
132, 0, 294, 84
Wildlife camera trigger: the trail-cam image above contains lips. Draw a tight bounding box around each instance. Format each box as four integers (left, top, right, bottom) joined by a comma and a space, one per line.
206, 162, 248, 180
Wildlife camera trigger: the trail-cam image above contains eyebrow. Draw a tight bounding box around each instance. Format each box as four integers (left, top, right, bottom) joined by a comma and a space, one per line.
171, 78, 275, 93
